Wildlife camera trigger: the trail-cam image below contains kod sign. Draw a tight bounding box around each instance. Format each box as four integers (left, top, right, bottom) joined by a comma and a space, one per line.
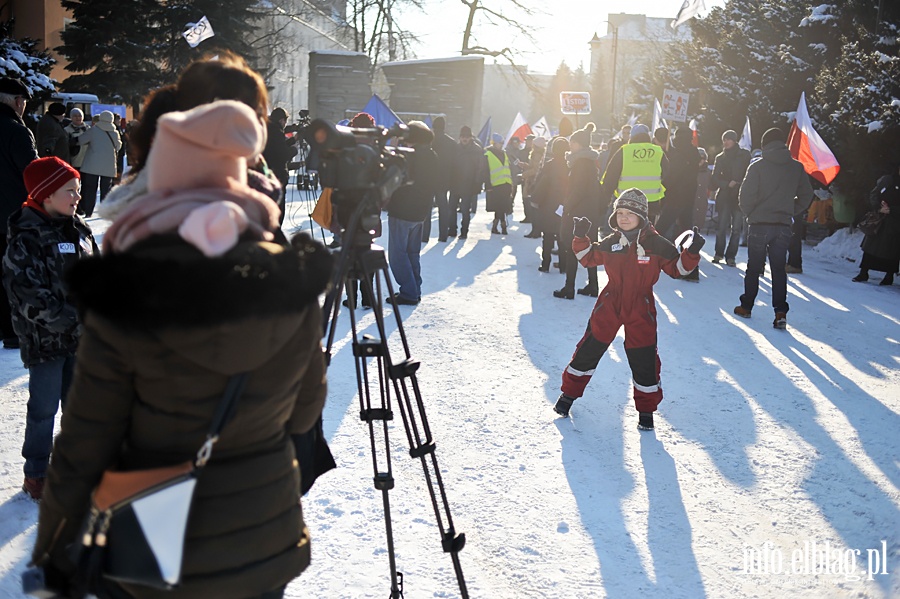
560, 92, 591, 115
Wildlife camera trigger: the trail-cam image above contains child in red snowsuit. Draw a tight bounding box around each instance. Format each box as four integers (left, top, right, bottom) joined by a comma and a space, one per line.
554, 188, 704, 430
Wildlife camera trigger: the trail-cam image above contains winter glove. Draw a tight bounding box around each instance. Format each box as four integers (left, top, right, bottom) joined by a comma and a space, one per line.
573, 216, 592, 238
687, 226, 705, 255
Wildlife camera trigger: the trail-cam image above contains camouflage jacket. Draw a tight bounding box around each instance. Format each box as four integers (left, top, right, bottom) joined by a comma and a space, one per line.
2, 206, 98, 367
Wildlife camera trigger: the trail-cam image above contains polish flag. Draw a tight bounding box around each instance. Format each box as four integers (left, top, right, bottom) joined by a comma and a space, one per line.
688, 118, 699, 146
503, 112, 532, 148
787, 92, 840, 185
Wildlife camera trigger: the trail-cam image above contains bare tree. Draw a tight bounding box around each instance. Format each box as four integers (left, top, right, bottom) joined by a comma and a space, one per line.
459, 0, 541, 91
347, 0, 423, 70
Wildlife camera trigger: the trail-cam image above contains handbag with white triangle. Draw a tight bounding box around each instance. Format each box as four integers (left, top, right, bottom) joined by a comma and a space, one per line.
72, 373, 248, 592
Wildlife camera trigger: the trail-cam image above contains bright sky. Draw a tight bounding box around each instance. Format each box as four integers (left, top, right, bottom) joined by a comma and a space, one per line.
400, 0, 726, 74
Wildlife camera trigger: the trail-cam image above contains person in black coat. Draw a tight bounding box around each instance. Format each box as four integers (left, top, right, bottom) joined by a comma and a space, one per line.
426, 116, 456, 242
854, 164, 900, 286
449, 125, 483, 238
532, 137, 569, 273
555, 125, 601, 299
262, 107, 297, 225
655, 127, 703, 281
0, 77, 39, 349
36, 103, 70, 163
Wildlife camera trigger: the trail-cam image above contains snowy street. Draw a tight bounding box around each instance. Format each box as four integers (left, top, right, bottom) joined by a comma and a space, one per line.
0, 199, 898, 598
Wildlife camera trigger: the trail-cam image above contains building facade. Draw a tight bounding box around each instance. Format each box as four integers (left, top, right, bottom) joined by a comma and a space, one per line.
1, 0, 72, 83
589, 13, 691, 127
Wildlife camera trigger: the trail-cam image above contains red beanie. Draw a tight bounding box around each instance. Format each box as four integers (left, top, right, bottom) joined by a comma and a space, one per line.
24, 157, 80, 204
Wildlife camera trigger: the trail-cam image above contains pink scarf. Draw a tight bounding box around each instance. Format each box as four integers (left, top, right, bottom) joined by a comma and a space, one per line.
103, 178, 281, 256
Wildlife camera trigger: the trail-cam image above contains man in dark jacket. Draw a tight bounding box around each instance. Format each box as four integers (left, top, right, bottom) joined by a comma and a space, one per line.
554, 125, 601, 299
736, 127, 814, 329
656, 126, 703, 281
427, 116, 456, 242
449, 125, 483, 238
387, 121, 439, 305
710, 129, 751, 266
262, 107, 296, 225
0, 77, 39, 349
36, 102, 70, 163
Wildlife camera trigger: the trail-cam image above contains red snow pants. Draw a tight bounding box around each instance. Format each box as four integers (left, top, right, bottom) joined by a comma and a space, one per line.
560, 304, 663, 413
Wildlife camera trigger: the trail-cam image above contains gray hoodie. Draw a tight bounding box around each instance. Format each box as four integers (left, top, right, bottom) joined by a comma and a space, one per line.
738, 141, 813, 226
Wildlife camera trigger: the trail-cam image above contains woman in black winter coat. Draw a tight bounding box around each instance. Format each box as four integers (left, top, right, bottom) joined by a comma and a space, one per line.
854, 164, 900, 285
554, 125, 601, 299
532, 137, 570, 272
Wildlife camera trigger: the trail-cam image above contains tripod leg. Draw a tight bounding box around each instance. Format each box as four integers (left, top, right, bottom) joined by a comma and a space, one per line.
359, 255, 468, 599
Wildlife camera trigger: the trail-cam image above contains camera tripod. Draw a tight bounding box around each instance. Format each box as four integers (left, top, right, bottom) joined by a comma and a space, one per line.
322, 199, 468, 599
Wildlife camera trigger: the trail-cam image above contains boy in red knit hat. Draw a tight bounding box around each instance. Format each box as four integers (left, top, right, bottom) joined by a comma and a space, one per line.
2, 156, 98, 500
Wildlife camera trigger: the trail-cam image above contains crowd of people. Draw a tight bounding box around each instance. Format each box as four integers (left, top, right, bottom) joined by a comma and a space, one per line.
0, 46, 898, 595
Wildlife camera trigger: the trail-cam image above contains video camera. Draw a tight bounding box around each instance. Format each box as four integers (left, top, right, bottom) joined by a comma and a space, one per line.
284, 109, 311, 136
302, 118, 418, 231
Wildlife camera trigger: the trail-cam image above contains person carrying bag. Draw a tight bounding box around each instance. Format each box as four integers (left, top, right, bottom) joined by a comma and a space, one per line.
28, 99, 333, 599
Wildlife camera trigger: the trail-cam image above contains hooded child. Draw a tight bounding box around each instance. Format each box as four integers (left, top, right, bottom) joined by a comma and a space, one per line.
553, 188, 704, 430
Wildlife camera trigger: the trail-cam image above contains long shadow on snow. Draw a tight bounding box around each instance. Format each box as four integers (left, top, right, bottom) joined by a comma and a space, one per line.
711, 318, 899, 594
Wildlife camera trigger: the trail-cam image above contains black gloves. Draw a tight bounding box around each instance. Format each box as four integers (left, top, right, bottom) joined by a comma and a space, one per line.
687, 226, 705, 255
573, 216, 592, 238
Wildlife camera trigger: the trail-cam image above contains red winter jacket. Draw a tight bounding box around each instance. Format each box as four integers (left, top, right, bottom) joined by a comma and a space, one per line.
573, 226, 700, 345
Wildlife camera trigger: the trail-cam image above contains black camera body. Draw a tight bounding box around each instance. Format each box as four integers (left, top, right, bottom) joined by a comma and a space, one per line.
284, 109, 312, 136
302, 119, 411, 227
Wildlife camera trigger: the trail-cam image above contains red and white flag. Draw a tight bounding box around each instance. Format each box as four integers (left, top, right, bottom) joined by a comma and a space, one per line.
787, 92, 840, 185
688, 118, 699, 147
503, 112, 532, 148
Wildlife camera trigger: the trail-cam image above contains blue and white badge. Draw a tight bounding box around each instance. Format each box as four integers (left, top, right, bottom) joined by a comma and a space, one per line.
57, 243, 76, 254
611, 243, 623, 252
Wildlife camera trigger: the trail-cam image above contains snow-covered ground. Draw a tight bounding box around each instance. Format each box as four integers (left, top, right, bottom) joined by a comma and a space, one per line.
0, 194, 898, 599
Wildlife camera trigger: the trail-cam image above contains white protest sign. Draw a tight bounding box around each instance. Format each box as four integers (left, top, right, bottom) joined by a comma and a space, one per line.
661, 89, 689, 122
559, 91, 591, 115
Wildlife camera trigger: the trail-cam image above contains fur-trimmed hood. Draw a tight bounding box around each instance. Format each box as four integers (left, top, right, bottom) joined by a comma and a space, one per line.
67, 232, 332, 372
69, 231, 331, 328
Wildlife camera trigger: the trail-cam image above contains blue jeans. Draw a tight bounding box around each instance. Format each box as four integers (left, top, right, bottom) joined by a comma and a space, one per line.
715, 198, 743, 259
740, 224, 792, 314
23, 356, 75, 479
388, 216, 423, 301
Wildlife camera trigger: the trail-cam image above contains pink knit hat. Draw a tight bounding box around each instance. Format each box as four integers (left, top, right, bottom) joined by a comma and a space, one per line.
147, 100, 265, 192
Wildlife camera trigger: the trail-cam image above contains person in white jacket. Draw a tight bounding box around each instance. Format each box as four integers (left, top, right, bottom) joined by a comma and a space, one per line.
77, 110, 121, 216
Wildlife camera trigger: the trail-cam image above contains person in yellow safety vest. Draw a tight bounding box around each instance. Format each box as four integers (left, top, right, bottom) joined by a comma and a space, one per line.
483, 132, 513, 235
600, 123, 669, 227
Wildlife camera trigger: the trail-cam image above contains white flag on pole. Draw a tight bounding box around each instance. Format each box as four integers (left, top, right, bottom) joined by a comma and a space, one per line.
531, 116, 552, 140
739, 116, 752, 151
652, 99, 668, 133
671, 0, 706, 29
183, 16, 215, 48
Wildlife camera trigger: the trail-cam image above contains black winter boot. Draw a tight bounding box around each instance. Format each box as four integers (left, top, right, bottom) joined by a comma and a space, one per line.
577, 284, 599, 297
553, 287, 575, 300
554, 394, 576, 417
637, 412, 654, 431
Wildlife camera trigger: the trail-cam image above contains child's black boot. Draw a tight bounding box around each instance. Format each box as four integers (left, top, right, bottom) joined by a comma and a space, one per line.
637, 412, 654, 431
554, 394, 576, 417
